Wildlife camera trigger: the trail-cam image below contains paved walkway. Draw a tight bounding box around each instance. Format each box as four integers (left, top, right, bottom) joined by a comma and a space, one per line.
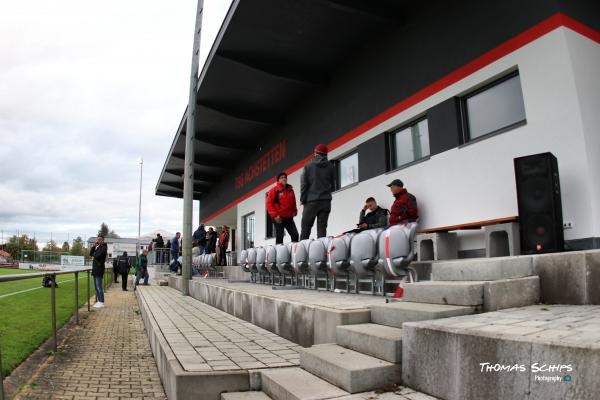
139, 286, 301, 372
16, 278, 167, 400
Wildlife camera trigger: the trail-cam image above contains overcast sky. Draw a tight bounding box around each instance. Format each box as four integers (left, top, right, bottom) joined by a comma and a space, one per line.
0, 0, 233, 245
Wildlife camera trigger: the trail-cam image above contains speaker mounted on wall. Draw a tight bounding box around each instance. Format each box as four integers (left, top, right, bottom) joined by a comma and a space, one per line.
514, 152, 564, 254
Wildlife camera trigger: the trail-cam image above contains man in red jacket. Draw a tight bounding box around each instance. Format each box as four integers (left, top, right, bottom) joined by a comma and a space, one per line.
266, 172, 299, 244
387, 179, 419, 225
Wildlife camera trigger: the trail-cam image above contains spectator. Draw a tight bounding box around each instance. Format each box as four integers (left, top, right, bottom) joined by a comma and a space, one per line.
117, 251, 132, 291
170, 232, 180, 262
112, 257, 119, 283
206, 228, 217, 254
169, 257, 181, 274
217, 226, 230, 266
90, 235, 108, 308
358, 197, 389, 230
155, 233, 165, 248
134, 249, 149, 289
266, 172, 299, 244
193, 224, 207, 255
387, 179, 419, 225
300, 144, 335, 239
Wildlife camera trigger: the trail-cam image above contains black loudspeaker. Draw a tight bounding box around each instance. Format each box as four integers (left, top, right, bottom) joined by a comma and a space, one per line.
514, 152, 564, 254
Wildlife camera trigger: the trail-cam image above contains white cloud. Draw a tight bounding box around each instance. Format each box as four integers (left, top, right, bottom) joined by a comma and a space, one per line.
0, 0, 233, 243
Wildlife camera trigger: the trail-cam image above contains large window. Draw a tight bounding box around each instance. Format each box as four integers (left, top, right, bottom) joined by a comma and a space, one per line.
462, 71, 526, 141
390, 118, 430, 169
265, 202, 276, 239
336, 152, 359, 190
242, 213, 255, 249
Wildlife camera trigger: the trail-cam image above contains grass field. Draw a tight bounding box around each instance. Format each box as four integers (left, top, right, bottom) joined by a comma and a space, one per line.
0, 268, 98, 377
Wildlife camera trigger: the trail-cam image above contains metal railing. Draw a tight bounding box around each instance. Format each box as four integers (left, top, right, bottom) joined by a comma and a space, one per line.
0, 267, 113, 400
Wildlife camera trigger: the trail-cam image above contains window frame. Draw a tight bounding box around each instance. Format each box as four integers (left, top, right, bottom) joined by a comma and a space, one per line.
460, 70, 526, 144
242, 212, 255, 249
265, 193, 276, 239
334, 151, 359, 191
388, 116, 430, 171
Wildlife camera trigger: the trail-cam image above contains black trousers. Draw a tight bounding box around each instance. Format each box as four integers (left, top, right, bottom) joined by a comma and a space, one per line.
275, 217, 299, 244
121, 273, 128, 290
218, 245, 228, 266
113, 266, 119, 283
300, 200, 331, 240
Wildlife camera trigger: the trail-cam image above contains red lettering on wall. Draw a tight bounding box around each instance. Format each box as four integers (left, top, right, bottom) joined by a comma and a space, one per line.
235, 140, 287, 190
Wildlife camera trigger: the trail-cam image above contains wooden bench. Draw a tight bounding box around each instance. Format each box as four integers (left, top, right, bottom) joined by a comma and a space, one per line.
416, 216, 519, 260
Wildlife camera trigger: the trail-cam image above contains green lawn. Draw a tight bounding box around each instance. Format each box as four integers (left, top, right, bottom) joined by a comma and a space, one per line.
0, 269, 100, 377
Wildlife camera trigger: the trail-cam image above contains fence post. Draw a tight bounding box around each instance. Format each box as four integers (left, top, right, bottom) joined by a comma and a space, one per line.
87, 270, 91, 311
0, 343, 5, 400
51, 274, 57, 353
74, 272, 79, 324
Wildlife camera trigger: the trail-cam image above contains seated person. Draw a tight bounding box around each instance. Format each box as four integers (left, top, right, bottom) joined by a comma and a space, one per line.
358, 197, 389, 230
387, 179, 418, 225
169, 258, 181, 274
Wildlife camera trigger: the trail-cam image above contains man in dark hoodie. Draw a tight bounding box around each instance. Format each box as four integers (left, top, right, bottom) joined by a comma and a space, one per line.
300, 144, 335, 239
90, 235, 108, 308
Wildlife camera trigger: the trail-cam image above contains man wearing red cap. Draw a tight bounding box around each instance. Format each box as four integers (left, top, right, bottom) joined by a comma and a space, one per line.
300, 144, 335, 239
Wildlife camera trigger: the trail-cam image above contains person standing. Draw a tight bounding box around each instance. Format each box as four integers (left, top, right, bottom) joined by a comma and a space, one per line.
134, 249, 149, 289
170, 232, 180, 262
112, 257, 119, 283
387, 179, 419, 225
193, 224, 207, 255
117, 251, 132, 291
266, 172, 299, 244
217, 226, 230, 266
90, 235, 108, 308
300, 144, 335, 239
206, 228, 217, 254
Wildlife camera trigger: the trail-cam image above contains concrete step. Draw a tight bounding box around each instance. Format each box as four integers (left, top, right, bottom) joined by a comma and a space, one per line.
336, 323, 403, 363
370, 301, 476, 328
299, 344, 401, 393
260, 367, 348, 400
483, 276, 540, 311
157, 280, 169, 286
403, 281, 485, 306
402, 304, 600, 400
221, 392, 272, 400
431, 256, 534, 281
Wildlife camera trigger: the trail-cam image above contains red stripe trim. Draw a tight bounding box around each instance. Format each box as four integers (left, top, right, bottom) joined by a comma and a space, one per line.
201, 13, 599, 224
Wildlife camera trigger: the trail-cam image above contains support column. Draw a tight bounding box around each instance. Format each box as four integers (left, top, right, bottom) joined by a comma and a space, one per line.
182, 0, 204, 296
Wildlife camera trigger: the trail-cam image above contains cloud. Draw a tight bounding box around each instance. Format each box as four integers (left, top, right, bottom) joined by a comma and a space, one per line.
0, 0, 233, 241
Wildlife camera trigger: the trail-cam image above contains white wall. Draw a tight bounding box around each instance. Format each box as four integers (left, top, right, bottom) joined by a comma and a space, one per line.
230, 27, 600, 252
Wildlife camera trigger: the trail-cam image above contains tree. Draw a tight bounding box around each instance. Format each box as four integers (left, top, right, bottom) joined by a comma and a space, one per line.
98, 222, 120, 238
42, 240, 60, 253
5, 235, 37, 259
61, 241, 70, 252
70, 236, 85, 256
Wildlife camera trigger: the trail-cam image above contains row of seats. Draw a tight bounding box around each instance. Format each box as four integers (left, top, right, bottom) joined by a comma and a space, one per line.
192, 251, 217, 271
239, 223, 417, 279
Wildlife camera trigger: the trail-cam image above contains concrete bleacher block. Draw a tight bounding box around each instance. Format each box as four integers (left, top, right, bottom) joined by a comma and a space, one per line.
533, 250, 600, 305
299, 344, 401, 393
403, 281, 484, 306
402, 310, 600, 400
157, 280, 169, 286
336, 323, 402, 363
313, 307, 371, 345
221, 392, 272, 400
370, 302, 476, 328
416, 232, 457, 261
168, 275, 183, 292
223, 265, 251, 281
484, 222, 520, 257
483, 276, 540, 311
260, 367, 349, 400
431, 256, 534, 281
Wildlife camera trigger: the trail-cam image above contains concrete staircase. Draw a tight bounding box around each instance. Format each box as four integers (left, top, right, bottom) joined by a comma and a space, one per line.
220, 256, 547, 400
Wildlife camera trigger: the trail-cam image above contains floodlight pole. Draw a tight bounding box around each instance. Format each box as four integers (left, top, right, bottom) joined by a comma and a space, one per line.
138, 158, 143, 256
182, 0, 204, 296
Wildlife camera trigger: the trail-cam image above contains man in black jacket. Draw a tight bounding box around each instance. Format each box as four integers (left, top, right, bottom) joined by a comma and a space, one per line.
358, 197, 389, 230
90, 235, 108, 308
300, 144, 335, 239
117, 251, 132, 291
192, 224, 207, 254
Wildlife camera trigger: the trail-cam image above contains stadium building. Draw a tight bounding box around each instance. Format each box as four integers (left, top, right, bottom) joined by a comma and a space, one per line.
156, 0, 600, 258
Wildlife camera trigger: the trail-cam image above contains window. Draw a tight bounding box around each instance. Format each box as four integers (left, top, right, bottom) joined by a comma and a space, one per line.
242, 213, 255, 249
336, 152, 359, 190
462, 71, 526, 141
265, 194, 276, 239
390, 118, 430, 169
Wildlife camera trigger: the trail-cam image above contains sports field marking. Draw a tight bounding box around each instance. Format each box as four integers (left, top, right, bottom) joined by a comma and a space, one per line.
0, 276, 86, 299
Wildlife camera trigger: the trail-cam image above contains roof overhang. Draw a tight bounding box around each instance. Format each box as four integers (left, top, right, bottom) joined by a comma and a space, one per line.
156, 0, 405, 200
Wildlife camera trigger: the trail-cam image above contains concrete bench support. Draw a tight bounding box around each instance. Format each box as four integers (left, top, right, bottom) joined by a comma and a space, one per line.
484, 222, 520, 257
416, 232, 457, 261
